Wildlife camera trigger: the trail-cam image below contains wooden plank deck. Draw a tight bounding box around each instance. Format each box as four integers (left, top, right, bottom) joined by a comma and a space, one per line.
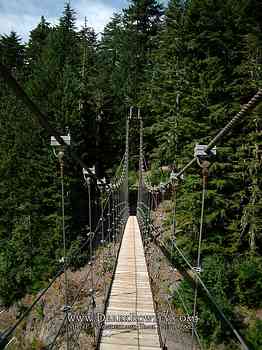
99, 216, 161, 350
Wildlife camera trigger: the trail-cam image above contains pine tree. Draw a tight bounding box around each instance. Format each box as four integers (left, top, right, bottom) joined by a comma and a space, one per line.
27, 16, 51, 69
142, 0, 262, 347
0, 31, 25, 72
122, 0, 164, 104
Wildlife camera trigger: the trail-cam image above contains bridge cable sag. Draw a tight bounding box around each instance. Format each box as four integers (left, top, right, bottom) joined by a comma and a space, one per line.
1, 52, 261, 350
140, 154, 204, 350
142, 89, 262, 194
136, 92, 262, 349
48, 154, 129, 349
0, 129, 129, 349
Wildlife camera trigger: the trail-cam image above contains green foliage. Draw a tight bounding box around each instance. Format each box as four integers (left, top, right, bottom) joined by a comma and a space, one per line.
235, 256, 262, 308
246, 320, 262, 349
173, 278, 193, 313
0, 31, 25, 71
0, 0, 261, 348
145, 0, 262, 348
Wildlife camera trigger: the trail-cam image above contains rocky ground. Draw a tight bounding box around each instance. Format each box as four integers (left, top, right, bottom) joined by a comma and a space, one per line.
0, 243, 119, 350
1, 202, 206, 350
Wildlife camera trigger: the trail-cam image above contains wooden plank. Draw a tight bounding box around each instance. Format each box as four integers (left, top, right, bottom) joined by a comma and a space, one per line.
99, 216, 161, 350
100, 344, 161, 350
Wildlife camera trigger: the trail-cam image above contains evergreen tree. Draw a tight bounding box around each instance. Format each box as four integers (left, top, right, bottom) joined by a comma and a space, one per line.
0, 2, 262, 347
0, 31, 25, 72
122, 0, 164, 104
27, 16, 51, 69
144, 0, 262, 347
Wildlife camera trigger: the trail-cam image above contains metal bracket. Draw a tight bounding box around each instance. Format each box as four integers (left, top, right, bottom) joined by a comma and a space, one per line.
159, 182, 166, 193
192, 266, 202, 273
62, 305, 72, 312
50, 133, 70, 164
97, 177, 106, 188
170, 171, 184, 181
51, 133, 71, 147
194, 144, 216, 158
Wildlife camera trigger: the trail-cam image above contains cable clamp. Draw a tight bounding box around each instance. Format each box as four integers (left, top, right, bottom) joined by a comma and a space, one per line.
92, 296, 96, 308
88, 257, 95, 265
195, 145, 214, 183
170, 171, 184, 181
62, 305, 72, 313
194, 144, 216, 158
159, 182, 166, 192
87, 231, 94, 239
192, 266, 202, 273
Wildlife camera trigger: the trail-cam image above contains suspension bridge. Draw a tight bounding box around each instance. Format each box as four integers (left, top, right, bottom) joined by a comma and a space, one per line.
0, 62, 262, 350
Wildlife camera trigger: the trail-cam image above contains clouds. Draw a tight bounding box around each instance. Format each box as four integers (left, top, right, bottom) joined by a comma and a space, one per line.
75, 0, 123, 34
0, 0, 66, 19
0, 0, 167, 42
0, 0, 128, 42
0, 13, 57, 41
0, 0, 59, 41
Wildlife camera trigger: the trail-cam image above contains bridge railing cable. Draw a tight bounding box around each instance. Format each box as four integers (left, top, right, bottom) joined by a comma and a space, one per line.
56, 114, 130, 350
0, 63, 130, 349
136, 92, 262, 349
142, 89, 262, 193
46, 152, 129, 349
0, 160, 127, 349
44, 160, 129, 349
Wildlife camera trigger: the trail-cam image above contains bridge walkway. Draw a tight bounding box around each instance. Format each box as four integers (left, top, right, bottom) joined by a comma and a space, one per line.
99, 216, 161, 350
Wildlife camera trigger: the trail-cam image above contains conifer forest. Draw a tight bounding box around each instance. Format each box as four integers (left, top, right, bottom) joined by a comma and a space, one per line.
0, 1, 261, 349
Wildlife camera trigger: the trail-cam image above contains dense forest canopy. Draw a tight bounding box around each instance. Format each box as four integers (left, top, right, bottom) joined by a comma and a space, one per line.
0, 0, 261, 348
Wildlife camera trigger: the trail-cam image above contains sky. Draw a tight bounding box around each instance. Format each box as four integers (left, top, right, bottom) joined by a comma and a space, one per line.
0, 0, 131, 42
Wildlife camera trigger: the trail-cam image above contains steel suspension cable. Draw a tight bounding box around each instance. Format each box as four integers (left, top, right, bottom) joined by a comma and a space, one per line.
0, 111, 128, 348
137, 92, 262, 349
57, 163, 129, 345
59, 154, 70, 350
168, 240, 250, 350
101, 195, 106, 299
0, 156, 127, 348
0, 63, 98, 181
176, 89, 262, 180
192, 164, 207, 349
140, 89, 262, 193
0, 62, 131, 347
87, 179, 96, 342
